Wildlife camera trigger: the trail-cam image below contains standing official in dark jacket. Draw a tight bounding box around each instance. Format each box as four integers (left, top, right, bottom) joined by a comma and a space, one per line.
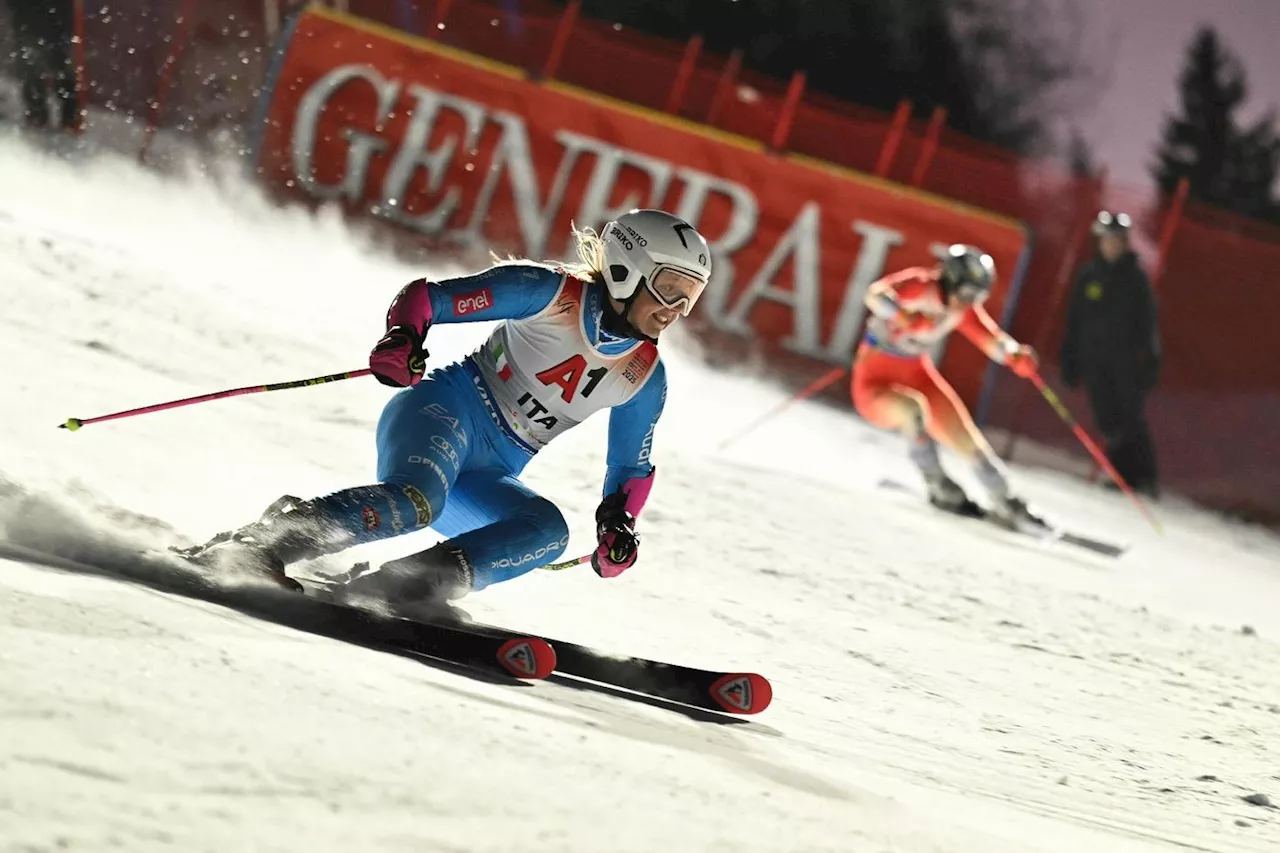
3, 0, 80, 130
1060, 211, 1161, 496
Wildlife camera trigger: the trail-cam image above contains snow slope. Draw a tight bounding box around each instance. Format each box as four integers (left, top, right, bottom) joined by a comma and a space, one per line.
2, 129, 1279, 852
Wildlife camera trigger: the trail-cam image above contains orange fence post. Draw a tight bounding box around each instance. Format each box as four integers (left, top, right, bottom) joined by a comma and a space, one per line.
769, 70, 806, 152
705, 48, 742, 126
909, 105, 947, 187
874, 100, 911, 177
540, 0, 581, 81
427, 0, 455, 37
664, 34, 703, 115
263, 0, 281, 38
138, 0, 197, 164
1152, 176, 1190, 288
69, 0, 85, 133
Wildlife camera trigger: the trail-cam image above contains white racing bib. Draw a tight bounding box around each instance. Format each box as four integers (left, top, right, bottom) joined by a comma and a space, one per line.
473, 276, 661, 452
867, 288, 965, 357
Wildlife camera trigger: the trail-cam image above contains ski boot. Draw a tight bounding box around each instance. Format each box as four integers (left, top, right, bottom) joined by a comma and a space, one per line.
171, 495, 310, 592
178, 535, 303, 592
988, 495, 1054, 537
925, 475, 985, 518
333, 544, 473, 624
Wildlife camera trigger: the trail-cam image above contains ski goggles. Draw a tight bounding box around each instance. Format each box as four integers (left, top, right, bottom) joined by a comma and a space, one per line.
643, 267, 708, 316
1092, 210, 1132, 235
952, 281, 991, 305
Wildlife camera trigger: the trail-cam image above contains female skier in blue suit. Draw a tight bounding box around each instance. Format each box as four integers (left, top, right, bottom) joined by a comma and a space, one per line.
186, 209, 712, 612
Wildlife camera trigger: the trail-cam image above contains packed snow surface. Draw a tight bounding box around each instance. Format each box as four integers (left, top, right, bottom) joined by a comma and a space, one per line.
2, 131, 1279, 852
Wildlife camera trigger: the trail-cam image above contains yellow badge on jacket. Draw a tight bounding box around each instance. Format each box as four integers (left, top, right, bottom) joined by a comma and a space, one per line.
1085, 281, 1104, 301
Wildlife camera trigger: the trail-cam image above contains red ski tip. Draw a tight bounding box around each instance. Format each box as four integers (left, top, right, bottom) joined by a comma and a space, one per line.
497, 637, 557, 679
709, 672, 773, 714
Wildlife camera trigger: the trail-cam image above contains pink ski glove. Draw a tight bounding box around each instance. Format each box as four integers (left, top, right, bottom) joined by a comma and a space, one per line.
369, 325, 427, 388
591, 469, 655, 578
592, 519, 638, 579
370, 279, 434, 388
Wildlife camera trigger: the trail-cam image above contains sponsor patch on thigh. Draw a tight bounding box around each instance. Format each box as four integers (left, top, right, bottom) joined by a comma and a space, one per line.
402, 484, 433, 527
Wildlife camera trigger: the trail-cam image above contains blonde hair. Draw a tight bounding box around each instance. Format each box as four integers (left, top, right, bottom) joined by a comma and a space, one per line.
487, 222, 606, 283
567, 223, 607, 281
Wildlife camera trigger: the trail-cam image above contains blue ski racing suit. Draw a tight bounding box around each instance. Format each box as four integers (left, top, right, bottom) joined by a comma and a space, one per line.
205, 261, 666, 603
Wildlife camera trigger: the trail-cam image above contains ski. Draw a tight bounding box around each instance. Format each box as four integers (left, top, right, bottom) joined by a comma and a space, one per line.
194, 571, 559, 681
297, 592, 559, 681
310, 602, 558, 681
876, 478, 1129, 558
427, 616, 773, 715
168, 538, 560, 680
0, 541, 555, 681
308, 567, 773, 714
548, 637, 772, 715
3, 539, 756, 702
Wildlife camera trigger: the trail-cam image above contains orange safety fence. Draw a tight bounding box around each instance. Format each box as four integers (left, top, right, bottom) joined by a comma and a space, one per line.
341, 0, 1280, 522
17, 0, 1279, 522
253, 5, 1031, 415
16, 0, 274, 155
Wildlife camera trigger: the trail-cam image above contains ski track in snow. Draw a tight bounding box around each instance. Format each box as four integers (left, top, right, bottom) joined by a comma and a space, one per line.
1, 130, 1280, 852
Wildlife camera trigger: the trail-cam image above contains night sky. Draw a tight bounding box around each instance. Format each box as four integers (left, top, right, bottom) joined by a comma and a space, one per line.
1071, 0, 1280, 191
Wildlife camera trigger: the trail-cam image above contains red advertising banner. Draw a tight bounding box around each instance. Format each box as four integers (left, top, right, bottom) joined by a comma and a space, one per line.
255, 7, 1030, 407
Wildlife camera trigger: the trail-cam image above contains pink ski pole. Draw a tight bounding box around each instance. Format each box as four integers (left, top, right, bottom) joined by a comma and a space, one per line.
1028, 370, 1162, 534
59, 368, 373, 431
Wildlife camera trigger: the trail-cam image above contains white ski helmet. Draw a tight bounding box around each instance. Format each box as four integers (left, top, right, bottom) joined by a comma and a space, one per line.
600, 209, 712, 316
